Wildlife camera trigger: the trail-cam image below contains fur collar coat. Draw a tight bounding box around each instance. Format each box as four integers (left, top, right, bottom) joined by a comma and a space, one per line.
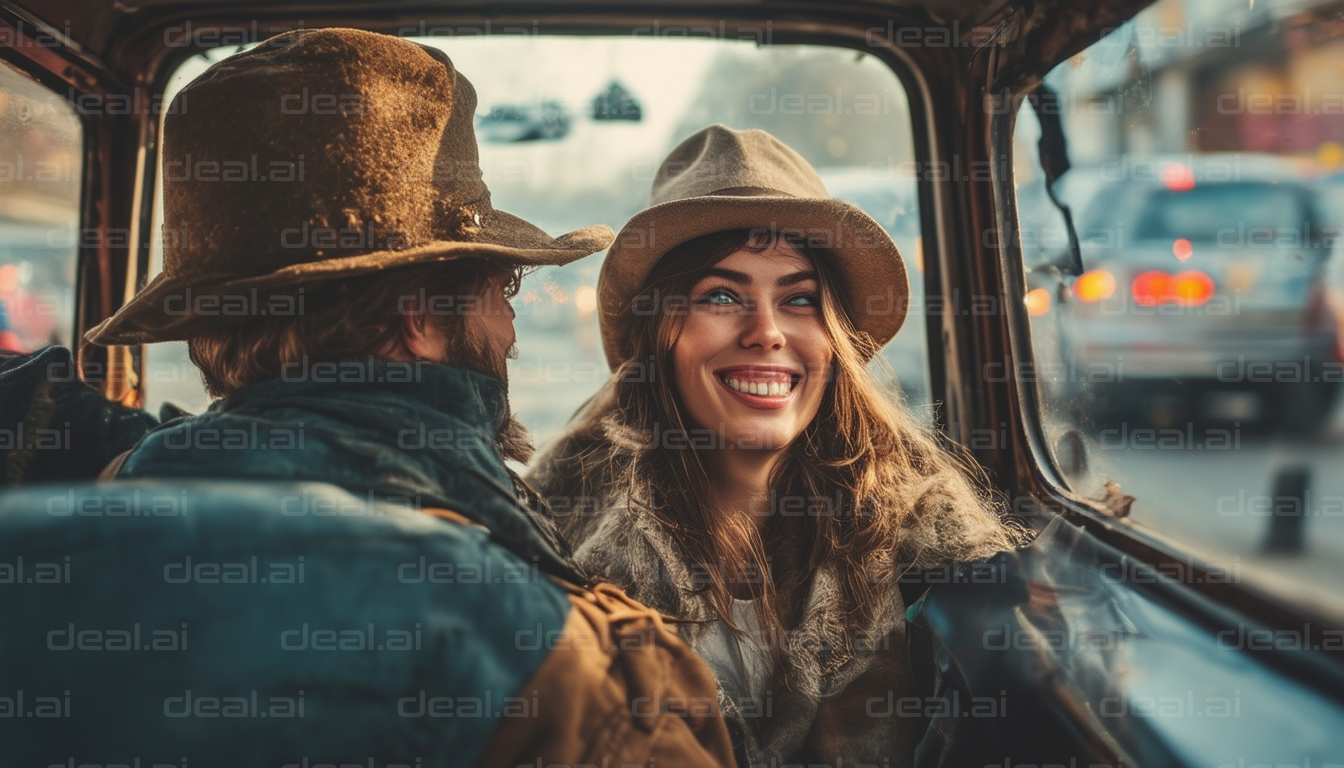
542, 471, 1015, 768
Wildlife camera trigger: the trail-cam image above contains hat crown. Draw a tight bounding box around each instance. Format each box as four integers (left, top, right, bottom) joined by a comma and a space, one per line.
600, 125, 910, 371
160, 28, 491, 281
87, 27, 615, 346
650, 125, 830, 206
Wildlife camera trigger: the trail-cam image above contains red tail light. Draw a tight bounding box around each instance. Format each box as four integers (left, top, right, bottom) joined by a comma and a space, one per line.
1131, 271, 1172, 306
1131, 270, 1215, 306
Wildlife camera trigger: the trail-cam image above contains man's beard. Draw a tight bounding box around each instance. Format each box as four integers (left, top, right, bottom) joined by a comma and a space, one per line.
490, 344, 533, 462
441, 325, 514, 383
494, 344, 533, 461
445, 337, 532, 462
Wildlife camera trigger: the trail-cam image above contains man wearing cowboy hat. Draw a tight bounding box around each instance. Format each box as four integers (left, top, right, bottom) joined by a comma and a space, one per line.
0, 28, 734, 767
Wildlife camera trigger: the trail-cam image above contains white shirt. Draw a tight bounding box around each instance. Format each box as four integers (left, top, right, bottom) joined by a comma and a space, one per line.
692, 598, 773, 712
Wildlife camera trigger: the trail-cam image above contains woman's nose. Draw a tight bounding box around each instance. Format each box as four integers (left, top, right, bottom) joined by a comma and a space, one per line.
740, 302, 786, 351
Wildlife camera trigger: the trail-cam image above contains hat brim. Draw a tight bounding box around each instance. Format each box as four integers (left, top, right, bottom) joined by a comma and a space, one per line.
599, 196, 909, 370
86, 218, 614, 345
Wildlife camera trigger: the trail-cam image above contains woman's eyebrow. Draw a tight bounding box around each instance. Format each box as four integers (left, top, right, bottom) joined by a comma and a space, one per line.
777, 271, 818, 287
701, 268, 819, 286
704, 267, 751, 283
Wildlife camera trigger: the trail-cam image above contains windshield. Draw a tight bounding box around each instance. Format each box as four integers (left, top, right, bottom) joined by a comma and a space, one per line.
141, 37, 929, 450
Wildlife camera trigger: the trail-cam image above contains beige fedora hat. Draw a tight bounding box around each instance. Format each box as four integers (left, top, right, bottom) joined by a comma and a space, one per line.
599, 125, 909, 370
88, 28, 614, 345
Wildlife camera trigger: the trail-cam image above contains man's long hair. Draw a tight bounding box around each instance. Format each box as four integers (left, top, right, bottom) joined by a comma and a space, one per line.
187, 260, 533, 462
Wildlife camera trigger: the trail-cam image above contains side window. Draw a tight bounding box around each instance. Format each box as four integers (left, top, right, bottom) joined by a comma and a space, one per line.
142, 38, 927, 449
1015, 1, 1344, 616
0, 59, 81, 352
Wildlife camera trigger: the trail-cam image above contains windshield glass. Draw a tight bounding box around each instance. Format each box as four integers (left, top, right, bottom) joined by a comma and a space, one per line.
142, 36, 928, 451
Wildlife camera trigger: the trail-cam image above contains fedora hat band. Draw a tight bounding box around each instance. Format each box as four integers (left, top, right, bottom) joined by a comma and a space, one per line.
700, 186, 797, 199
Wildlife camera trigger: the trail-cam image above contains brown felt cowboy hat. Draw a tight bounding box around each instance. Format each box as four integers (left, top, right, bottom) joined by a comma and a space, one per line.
599, 125, 909, 370
88, 28, 614, 345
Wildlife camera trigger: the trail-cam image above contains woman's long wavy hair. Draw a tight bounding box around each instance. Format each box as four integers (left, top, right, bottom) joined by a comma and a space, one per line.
536, 229, 1026, 656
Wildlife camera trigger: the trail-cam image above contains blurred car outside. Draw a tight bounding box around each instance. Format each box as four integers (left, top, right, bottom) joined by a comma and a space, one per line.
476, 100, 572, 142
1028, 154, 1342, 434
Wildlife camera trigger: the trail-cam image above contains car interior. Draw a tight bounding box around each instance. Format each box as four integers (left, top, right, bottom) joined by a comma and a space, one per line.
2, 0, 1344, 764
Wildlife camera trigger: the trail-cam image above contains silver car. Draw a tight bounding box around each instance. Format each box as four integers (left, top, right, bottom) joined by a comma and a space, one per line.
1039, 156, 1341, 434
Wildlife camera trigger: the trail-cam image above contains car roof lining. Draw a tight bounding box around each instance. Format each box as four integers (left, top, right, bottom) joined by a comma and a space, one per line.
9, 0, 1156, 89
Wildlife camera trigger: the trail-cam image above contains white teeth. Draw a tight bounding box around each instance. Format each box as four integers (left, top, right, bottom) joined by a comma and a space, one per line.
724, 376, 792, 396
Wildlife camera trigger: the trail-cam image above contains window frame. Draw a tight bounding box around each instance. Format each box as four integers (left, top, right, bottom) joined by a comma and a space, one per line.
992, 84, 1344, 690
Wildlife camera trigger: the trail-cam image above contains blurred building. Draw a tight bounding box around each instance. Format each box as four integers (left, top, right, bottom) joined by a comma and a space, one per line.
1049, 0, 1344, 165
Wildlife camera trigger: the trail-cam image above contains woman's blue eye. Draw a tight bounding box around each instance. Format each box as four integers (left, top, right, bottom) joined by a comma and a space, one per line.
785, 293, 819, 307
700, 288, 738, 305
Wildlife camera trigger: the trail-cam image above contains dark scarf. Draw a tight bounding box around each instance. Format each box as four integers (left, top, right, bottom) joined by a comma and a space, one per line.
120, 360, 578, 579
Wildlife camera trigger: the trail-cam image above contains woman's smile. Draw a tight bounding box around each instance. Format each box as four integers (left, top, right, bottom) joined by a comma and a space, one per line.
714, 366, 801, 409
672, 240, 833, 449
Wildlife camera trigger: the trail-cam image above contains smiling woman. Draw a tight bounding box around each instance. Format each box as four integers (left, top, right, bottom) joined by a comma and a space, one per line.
672, 232, 833, 452
527, 125, 1027, 767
